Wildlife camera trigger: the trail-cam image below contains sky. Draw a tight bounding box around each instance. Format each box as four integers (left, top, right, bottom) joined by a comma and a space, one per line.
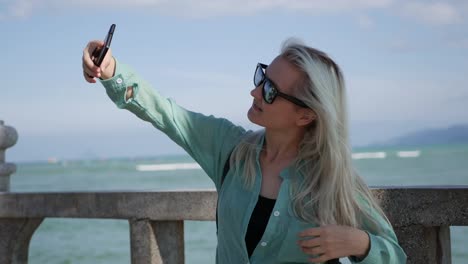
1, 0, 468, 162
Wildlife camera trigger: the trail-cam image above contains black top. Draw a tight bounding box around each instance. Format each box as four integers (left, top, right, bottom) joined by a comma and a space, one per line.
243, 195, 342, 264
245, 195, 277, 257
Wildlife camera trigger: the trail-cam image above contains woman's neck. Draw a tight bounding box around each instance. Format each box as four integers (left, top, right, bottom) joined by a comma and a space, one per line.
263, 128, 305, 163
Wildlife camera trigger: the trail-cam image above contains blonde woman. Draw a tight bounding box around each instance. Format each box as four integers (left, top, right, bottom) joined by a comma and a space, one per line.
82, 38, 406, 263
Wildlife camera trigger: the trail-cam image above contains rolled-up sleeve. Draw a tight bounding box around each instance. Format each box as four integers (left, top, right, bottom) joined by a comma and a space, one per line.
100, 60, 246, 188
350, 195, 407, 263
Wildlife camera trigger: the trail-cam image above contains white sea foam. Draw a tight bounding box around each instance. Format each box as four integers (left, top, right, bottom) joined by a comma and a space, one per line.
137, 151, 419, 171
397, 150, 421, 158
352, 152, 386, 160
136, 162, 202, 171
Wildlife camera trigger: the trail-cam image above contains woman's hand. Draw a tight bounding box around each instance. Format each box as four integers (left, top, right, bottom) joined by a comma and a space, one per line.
82, 40, 115, 83
297, 225, 370, 263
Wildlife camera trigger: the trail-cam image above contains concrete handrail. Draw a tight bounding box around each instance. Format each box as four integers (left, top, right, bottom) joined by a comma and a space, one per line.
0, 187, 467, 264
0, 187, 467, 226
0, 190, 218, 220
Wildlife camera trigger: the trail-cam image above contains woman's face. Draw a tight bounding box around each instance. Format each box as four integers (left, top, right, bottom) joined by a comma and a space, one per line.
248, 56, 309, 130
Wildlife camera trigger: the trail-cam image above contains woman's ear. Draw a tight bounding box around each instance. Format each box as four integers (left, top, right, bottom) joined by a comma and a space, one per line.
296, 109, 316, 127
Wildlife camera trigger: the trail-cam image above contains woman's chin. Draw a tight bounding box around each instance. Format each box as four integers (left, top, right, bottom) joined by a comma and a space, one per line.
247, 108, 262, 126
247, 107, 255, 119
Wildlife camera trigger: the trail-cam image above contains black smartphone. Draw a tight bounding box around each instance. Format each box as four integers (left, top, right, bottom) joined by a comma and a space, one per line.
92, 24, 116, 67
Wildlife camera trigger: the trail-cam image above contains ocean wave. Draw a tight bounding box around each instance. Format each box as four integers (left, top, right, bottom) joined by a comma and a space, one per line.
397, 150, 421, 158
136, 162, 202, 172
137, 151, 421, 170
352, 152, 387, 160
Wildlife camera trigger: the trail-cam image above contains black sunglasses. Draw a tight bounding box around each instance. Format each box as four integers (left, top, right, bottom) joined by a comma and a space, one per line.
254, 63, 308, 108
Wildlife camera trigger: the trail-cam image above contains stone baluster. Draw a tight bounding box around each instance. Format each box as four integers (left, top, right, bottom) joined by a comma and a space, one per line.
129, 219, 185, 264
0, 120, 18, 191
0, 120, 44, 264
395, 225, 451, 264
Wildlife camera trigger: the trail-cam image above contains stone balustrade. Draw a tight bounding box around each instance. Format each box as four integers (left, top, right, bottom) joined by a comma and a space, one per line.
0, 188, 467, 263
1, 120, 467, 264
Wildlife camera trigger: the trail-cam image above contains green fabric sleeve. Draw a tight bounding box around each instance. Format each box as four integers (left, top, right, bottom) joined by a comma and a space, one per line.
350, 195, 407, 263
100, 59, 246, 188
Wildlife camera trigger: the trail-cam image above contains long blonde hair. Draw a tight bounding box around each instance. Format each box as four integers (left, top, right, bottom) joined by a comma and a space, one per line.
231, 38, 387, 233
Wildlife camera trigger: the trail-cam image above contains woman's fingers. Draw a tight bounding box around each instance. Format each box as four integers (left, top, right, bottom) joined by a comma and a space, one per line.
298, 237, 321, 248
299, 237, 324, 255
298, 227, 321, 238
299, 225, 365, 262
82, 59, 93, 76
82, 60, 100, 79
302, 245, 325, 255
83, 71, 96, 83
82, 40, 104, 81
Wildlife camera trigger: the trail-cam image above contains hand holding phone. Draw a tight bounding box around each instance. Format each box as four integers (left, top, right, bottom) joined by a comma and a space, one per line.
92, 24, 116, 67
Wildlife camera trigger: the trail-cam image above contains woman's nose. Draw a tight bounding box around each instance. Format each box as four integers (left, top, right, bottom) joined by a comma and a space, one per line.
251, 84, 262, 99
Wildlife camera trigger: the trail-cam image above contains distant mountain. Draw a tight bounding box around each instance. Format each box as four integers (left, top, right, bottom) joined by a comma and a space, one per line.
368, 124, 468, 147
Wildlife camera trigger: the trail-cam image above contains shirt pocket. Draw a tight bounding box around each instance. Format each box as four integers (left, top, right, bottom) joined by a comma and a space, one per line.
276, 217, 317, 264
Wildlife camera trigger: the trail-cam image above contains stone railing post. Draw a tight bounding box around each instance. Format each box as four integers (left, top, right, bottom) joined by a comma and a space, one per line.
129, 219, 185, 264
0, 218, 44, 264
0, 120, 18, 192
395, 225, 451, 264
373, 187, 460, 264
0, 120, 44, 264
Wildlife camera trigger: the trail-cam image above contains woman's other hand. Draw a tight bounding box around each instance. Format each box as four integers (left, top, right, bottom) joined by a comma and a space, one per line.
297, 224, 370, 263
82, 40, 115, 83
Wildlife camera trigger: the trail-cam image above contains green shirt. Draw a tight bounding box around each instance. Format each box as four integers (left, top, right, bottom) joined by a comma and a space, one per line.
100, 60, 407, 264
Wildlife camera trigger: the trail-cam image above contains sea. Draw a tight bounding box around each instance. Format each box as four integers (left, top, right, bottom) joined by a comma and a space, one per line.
8, 143, 468, 263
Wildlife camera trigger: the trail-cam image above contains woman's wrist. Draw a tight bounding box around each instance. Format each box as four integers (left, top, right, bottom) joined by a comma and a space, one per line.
353, 229, 370, 259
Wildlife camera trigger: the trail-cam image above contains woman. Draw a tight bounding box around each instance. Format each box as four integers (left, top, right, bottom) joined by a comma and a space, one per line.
82, 38, 407, 263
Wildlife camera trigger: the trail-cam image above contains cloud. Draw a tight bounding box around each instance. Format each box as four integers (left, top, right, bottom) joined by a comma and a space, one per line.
346, 76, 468, 124
387, 39, 415, 52
3, 0, 466, 26
400, 2, 463, 25
448, 38, 468, 49
356, 14, 375, 29
2, 0, 35, 18
1, 0, 394, 19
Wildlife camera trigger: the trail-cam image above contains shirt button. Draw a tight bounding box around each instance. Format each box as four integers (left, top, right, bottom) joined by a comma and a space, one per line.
116, 78, 123, 84
273, 211, 280, 217
260, 242, 267, 247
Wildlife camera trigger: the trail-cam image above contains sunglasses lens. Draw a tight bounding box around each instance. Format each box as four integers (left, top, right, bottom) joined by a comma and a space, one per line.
254, 65, 263, 87
263, 80, 277, 104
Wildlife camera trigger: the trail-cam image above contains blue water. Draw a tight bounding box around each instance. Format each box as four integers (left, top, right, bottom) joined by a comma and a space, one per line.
8, 144, 468, 263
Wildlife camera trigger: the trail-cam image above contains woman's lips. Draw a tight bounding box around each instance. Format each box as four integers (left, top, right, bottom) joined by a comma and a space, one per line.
252, 101, 263, 112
